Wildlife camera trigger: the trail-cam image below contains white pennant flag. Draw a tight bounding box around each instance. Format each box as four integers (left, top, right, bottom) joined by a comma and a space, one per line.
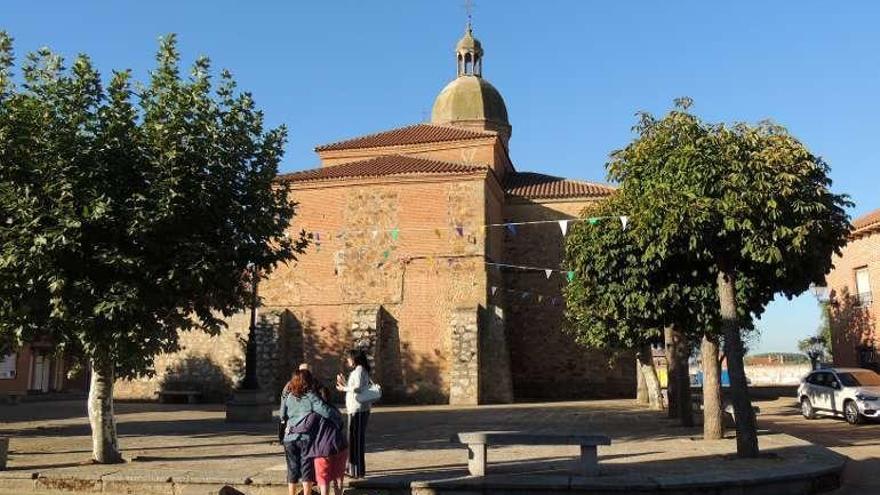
620, 216, 629, 230
558, 220, 569, 236
371, 230, 379, 239
544, 269, 553, 279
491, 286, 498, 295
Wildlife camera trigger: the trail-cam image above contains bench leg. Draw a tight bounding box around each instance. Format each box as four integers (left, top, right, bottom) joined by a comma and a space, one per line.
467, 443, 486, 477
578, 446, 599, 476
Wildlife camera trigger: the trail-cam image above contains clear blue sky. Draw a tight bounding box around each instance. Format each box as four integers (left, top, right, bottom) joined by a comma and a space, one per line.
4, 1, 878, 354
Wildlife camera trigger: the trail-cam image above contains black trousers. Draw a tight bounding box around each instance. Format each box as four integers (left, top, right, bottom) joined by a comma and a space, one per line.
347, 411, 370, 478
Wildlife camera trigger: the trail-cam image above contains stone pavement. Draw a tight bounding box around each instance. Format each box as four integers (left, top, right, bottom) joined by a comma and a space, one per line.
0, 399, 844, 494
755, 396, 880, 495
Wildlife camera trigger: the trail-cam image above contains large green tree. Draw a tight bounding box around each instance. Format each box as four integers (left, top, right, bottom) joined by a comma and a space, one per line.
0, 33, 307, 462
605, 99, 850, 457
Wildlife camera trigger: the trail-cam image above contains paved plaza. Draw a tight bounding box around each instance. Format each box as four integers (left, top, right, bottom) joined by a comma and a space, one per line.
0, 396, 846, 494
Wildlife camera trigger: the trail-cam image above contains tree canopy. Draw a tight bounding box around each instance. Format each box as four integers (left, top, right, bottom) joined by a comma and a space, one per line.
565, 98, 851, 457
0, 32, 307, 461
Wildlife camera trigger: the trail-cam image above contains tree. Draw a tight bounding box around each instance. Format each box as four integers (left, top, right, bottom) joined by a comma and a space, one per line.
0, 33, 308, 463
606, 98, 851, 457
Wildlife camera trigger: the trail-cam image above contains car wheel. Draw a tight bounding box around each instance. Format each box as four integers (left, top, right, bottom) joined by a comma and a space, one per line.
801, 397, 816, 420
844, 400, 863, 425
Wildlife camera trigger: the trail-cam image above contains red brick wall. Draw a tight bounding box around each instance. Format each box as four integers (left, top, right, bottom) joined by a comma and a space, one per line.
826, 229, 879, 368
503, 199, 636, 399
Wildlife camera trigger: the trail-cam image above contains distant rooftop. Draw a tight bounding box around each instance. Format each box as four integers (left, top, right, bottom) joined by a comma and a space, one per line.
504, 172, 615, 200
277, 155, 485, 184
314, 123, 496, 152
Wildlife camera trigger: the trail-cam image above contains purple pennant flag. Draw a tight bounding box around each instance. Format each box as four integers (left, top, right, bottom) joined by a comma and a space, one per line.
521, 291, 530, 300
506, 224, 517, 235
455, 225, 464, 237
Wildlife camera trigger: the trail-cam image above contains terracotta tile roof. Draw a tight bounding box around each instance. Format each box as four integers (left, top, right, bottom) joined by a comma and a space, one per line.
504, 172, 615, 199
314, 123, 496, 152
277, 155, 485, 184
852, 208, 880, 234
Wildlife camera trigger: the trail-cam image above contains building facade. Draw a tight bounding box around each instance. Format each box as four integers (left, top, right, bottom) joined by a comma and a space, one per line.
827, 208, 879, 370
116, 25, 634, 404
0, 341, 87, 397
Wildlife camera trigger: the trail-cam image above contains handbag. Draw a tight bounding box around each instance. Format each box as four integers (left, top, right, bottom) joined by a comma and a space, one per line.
277, 415, 286, 444
355, 381, 382, 404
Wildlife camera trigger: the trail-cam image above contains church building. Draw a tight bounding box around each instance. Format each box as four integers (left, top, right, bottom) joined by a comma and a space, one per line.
116, 25, 634, 404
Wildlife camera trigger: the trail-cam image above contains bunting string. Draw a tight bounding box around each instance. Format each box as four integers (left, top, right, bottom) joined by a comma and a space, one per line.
303, 215, 629, 239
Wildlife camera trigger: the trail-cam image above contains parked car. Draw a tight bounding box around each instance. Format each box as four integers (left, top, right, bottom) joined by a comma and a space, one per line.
797, 367, 880, 424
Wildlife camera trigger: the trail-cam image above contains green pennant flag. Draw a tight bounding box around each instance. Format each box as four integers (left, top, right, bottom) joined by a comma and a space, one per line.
391, 228, 399, 241
588, 217, 599, 225
382, 250, 390, 259
567, 271, 575, 282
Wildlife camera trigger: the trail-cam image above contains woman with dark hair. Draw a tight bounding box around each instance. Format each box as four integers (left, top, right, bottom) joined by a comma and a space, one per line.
336, 350, 372, 478
280, 369, 334, 495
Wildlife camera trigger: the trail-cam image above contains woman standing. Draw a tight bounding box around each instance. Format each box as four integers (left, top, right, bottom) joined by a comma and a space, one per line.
280, 369, 334, 495
336, 350, 371, 479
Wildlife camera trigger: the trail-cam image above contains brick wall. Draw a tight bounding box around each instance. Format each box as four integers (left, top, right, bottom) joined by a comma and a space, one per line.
826, 229, 879, 368
503, 198, 636, 399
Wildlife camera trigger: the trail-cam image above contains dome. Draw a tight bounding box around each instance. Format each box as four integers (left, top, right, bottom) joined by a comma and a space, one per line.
431, 76, 510, 135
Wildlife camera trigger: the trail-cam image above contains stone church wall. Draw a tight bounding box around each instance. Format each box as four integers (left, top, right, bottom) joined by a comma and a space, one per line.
231, 175, 510, 404
503, 199, 635, 400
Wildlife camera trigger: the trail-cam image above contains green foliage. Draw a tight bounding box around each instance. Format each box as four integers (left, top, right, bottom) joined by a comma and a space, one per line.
0, 32, 307, 374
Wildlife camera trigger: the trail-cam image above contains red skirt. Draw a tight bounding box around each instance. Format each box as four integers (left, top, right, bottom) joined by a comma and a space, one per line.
314, 449, 348, 484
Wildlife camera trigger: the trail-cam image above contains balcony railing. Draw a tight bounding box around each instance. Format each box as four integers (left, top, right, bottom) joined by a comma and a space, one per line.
856, 291, 873, 306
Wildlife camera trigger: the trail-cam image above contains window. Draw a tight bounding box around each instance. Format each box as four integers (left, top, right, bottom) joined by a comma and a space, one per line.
0, 353, 16, 379
855, 267, 872, 306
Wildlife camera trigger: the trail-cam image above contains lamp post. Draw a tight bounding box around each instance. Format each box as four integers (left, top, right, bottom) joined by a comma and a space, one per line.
225, 264, 273, 422
240, 266, 259, 390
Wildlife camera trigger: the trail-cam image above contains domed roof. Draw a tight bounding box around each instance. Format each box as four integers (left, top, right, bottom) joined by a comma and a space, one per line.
431, 76, 510, 136
456, 25, 483, 55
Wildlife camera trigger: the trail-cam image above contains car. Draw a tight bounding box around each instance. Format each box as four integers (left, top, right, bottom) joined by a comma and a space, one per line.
797, 367, 880, 425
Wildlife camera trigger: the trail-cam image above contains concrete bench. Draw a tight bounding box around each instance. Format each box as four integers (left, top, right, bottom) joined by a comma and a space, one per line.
156, 390, 201, 404
451, 431, 611, 477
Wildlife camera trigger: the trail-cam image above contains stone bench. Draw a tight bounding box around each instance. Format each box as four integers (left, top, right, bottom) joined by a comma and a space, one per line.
156, 390, 201, 404
451, 431, 611, 477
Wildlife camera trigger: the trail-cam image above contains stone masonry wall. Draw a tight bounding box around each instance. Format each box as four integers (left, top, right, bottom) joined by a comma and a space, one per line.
449, 307, 479, 405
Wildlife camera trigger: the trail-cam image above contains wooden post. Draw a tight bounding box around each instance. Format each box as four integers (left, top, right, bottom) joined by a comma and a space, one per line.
467, 443, 486, 476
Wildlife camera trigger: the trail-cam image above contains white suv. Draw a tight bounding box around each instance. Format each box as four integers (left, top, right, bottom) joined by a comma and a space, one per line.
798, 367, 880, 424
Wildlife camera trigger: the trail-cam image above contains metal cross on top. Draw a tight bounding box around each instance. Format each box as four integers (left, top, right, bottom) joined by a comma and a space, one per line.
463, 0, 475, 24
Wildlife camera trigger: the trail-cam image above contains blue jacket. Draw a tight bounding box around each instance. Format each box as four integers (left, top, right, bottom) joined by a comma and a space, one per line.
288, 407, 347, 458
279, 391, 333, 444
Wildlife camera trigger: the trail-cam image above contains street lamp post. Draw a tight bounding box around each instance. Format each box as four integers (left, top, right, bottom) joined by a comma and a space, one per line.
239, 269, 259, 391
225, 265, 273, 422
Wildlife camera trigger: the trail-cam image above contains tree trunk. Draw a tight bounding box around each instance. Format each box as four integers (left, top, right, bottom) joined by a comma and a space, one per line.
637, 345, 664, 411
717, 269, 759, 457
672, 327, 694, 427
664, 327, 678, 419
702, 334, 723, 440
88, 359, 122, 464
636, 357, 649, 405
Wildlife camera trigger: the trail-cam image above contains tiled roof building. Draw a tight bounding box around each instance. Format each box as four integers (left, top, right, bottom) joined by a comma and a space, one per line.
116, 24, 633, 405
827, 208, 880, 370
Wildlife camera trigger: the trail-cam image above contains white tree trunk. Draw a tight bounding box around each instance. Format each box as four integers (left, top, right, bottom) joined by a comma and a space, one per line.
88, 360, 122, 463
638, 345, 664, 411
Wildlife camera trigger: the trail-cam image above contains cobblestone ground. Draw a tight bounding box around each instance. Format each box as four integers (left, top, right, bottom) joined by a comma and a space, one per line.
0, 397, 843, 492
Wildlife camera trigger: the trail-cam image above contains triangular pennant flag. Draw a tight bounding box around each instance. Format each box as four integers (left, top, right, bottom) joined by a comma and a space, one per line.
544, 269, 553, 279
567, 271, 575, 282
371, 230, 379, 239
537, 295, 544, 303
620, 216, 629, 230
551, 297, 560, 306
434, 228, 443, 238
390, 228, 399, 241
506, 224, 517, 235
382, 250, 390, 259
588, 217, 599, 225
558, 220, 569, 236
455, 225, 464, 237
521, 291, 531, 299
491, 286, 498, 296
